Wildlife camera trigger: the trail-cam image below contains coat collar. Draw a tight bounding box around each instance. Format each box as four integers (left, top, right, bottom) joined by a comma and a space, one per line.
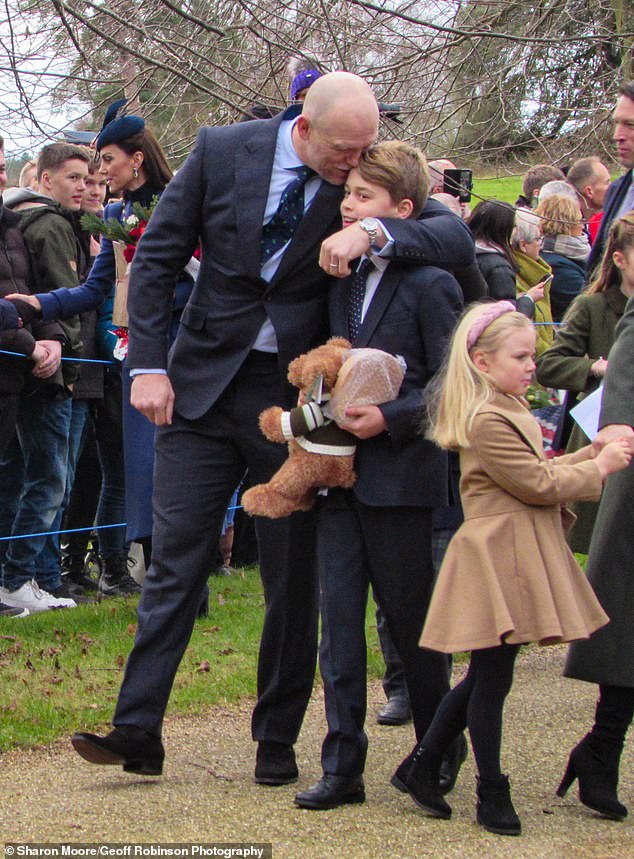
478, 392, 546, 460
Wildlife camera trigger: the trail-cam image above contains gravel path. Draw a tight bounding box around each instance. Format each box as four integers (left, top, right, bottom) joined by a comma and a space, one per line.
2, 646, 632, 858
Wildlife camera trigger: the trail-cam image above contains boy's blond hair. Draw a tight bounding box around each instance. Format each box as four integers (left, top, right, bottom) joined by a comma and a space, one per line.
356, 140, 429, 218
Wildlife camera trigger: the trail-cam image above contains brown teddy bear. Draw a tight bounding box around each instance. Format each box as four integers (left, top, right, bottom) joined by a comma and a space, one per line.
242, 337, 405, 519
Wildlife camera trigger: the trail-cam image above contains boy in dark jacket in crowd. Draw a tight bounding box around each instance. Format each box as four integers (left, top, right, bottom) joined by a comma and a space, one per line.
0, 143, 89, 613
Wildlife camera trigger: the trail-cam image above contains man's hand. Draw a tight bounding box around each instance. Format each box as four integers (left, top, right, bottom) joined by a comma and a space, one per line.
131, 373, 175, 426
592, 423, 634, 455
319, 222, 386, 277
339, 405, 387, 439
31, 340, 62, 378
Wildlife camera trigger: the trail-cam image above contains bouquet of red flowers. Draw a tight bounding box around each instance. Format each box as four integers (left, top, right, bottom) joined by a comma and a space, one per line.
80, 197, 159, 263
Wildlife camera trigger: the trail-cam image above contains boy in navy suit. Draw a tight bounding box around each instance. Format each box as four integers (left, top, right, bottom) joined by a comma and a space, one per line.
295, 141, 464, 809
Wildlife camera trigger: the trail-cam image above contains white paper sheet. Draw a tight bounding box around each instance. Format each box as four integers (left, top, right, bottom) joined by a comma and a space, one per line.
570, 385, 603, 440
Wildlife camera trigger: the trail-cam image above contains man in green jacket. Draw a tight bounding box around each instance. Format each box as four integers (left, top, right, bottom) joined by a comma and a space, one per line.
0, 143, 89, 613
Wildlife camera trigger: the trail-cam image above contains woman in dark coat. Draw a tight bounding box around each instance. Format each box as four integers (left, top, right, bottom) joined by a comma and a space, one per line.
18, 102, 194, 587
557, 247, 634, 820
536, 214, 634, 552
467, 200, 536, 318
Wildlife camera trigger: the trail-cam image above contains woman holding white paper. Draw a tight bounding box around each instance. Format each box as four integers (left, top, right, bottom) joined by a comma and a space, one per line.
536, 212, 634, 552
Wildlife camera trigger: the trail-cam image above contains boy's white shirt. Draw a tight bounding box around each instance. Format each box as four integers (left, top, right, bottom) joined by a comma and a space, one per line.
355, 254, 390, 323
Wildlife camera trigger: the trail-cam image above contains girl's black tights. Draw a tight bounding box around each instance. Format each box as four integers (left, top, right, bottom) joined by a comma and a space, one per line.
421, 643, 520, 780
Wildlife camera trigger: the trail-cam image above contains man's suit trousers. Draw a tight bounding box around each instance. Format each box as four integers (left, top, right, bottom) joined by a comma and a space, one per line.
114, 351, 318, 744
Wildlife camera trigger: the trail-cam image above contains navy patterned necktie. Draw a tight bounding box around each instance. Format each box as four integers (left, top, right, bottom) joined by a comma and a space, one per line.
260, 165, 314, 264
348, 258, 374, 342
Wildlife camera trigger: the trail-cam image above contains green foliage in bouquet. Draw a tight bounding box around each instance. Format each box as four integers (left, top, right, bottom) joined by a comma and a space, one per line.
80, 198, 159, 244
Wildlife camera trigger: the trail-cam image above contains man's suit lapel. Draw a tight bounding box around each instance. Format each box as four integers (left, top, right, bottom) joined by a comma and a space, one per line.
606, 173, 631, 222
271, 181, 343, 286
233, 105, 342, 284
234, 115, 285, 277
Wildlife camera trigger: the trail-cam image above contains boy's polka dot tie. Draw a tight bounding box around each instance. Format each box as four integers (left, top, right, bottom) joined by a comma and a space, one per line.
348, 258, 374, 342
260, 166, 314, 264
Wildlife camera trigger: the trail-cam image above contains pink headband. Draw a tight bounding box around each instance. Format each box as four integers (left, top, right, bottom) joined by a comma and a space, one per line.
466, 301, 516, 351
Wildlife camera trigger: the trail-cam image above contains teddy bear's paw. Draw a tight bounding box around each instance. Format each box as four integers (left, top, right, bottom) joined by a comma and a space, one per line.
259, 406, 286, 442
242, 484, 310, 519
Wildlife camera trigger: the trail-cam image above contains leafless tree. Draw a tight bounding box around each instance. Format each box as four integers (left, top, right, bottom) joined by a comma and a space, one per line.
1, 0, 633, 170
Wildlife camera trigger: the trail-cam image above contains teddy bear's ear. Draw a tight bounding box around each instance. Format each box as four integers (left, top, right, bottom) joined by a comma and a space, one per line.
327, 336, 352, 351
287, 354, 305, 387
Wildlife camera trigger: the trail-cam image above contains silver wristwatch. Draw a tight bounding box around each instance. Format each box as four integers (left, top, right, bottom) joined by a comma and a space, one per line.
359, 217, 380, 248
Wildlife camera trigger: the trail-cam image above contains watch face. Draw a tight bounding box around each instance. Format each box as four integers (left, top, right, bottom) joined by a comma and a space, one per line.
361, 218, 378, 229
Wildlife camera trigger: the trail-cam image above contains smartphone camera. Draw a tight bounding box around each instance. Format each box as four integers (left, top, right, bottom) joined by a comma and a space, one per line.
443, 169, 473, 204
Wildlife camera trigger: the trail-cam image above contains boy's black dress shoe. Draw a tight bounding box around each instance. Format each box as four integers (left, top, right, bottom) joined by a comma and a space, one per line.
71, 726, 165, 775
439, 733, 468, 794
393, 734, 468, 796
377, 695, 412, 726
295, 774, 365, 809
254, 741, 298, 785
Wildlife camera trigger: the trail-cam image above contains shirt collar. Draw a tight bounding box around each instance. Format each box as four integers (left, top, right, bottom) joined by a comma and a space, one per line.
278, 118, 305, 171
358, 253, 389, 275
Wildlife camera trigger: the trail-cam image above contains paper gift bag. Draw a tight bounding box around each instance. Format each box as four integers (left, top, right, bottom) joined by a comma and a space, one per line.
112, 240, 130, 327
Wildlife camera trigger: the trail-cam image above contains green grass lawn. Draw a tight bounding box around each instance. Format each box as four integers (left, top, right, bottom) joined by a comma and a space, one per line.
472, 175, 523, 206
0, 566, 385, 752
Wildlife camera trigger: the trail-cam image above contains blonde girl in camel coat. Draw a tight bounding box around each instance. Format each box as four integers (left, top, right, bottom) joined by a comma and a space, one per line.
391, 301, 631, 837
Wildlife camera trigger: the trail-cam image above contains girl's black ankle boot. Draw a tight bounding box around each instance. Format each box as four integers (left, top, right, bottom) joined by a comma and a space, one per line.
476, 774, 521, 836
392, 745, 452, 819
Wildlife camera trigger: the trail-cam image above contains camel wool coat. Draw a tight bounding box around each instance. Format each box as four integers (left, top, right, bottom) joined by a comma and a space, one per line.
420, 392, 608, 654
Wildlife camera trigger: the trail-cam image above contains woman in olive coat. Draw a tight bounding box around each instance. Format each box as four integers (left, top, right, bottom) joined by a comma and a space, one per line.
536, 215, 634, 552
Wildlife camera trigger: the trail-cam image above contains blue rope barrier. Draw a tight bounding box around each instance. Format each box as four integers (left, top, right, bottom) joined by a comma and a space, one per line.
0, 505, 243, 542
0, 522, 127, 541
0, 348, 115, 365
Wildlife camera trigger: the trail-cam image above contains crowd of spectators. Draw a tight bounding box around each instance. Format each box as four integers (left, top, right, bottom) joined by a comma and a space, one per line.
1, 65, 633, 840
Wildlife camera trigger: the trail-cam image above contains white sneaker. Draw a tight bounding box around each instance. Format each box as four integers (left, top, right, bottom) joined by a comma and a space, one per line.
0, 580, 77, 613
0, 601, 30, 618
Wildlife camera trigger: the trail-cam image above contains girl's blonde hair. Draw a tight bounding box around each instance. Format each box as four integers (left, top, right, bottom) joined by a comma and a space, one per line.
426, 303, 533, 449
